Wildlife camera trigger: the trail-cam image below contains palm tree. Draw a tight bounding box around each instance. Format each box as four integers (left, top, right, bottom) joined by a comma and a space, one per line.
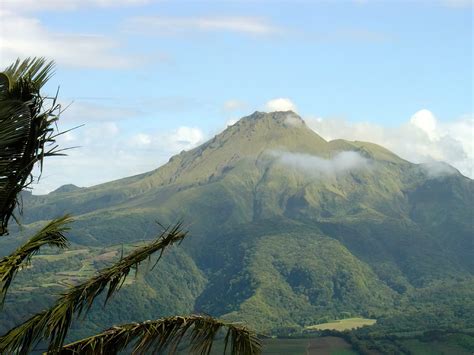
0, 58, 261, 354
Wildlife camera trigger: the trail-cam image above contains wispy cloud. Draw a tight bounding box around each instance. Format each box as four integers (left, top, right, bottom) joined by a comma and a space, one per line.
270, 150, 371, 177
124, 16, 282, 36
422, 161, 459, 178
0, 11, 139, 69
0, 0, 151, 13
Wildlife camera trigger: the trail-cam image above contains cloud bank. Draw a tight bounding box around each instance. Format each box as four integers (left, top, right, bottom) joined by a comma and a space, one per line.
306, 109, 473, 178
32, 123, 205, 194
270, 151, 370, 177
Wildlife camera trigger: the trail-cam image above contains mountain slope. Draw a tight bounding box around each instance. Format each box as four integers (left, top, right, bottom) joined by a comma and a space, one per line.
3, 110, 473, 334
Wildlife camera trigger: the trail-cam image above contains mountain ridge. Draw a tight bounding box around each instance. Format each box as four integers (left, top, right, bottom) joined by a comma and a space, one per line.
39, 110, 417, 198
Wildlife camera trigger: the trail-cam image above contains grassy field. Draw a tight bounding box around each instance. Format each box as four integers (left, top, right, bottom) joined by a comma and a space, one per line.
306, 318, 376, 331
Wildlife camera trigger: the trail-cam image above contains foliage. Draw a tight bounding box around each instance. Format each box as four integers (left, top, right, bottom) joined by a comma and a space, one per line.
0, 222, 188, 353
0, 58, 63, 235
0, 215, 72, 305
60, 315, 260, 355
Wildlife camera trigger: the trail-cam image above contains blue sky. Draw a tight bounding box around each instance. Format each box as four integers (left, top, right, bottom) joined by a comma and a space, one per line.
0, 0, 472, 193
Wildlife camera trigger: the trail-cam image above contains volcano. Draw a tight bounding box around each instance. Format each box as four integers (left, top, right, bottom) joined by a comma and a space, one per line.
3, 111, 473, 333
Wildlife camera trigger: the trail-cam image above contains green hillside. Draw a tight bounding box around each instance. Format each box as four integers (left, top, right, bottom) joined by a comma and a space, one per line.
1, 111, 472, 341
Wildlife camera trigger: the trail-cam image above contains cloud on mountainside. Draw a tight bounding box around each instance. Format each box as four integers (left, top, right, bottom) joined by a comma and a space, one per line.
421, 161, 459, 179
270, 151, 370, 177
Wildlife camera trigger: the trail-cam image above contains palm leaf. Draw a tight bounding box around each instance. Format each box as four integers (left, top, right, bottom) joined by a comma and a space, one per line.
0, 215, 72, 306
3, 58, 54, 90
59, 315, 261, 355
0, 58, 61, 235
0, 223, 187, 354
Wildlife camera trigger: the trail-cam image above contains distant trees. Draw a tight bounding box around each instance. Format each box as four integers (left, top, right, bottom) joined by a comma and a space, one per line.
0, 58, 261, 354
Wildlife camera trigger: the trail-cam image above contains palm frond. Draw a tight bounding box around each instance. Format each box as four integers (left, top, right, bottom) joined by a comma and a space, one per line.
0, 223, 187, 354
3, 58, 55, 90
0, 57, 61, 235
0, 215, 72, 306
59, 314, 261, 355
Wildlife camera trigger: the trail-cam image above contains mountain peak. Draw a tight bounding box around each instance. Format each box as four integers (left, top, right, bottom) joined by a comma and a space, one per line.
238, 110, 306, 128
141, 110, 328, 187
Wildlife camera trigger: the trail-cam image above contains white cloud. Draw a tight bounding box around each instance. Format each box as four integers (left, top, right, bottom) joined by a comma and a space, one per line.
0, 11, 138, 69
270, 150, 370, 176
306, 110, 473, 178
32, 124, 206, 194
265, 98, 298, 112
422, 162, 458, 178
410, 109, 438, 140
0, 0, 150, 13
124, 16, 280, 35
168, 126, 205, 150
129, 126, 205, 151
